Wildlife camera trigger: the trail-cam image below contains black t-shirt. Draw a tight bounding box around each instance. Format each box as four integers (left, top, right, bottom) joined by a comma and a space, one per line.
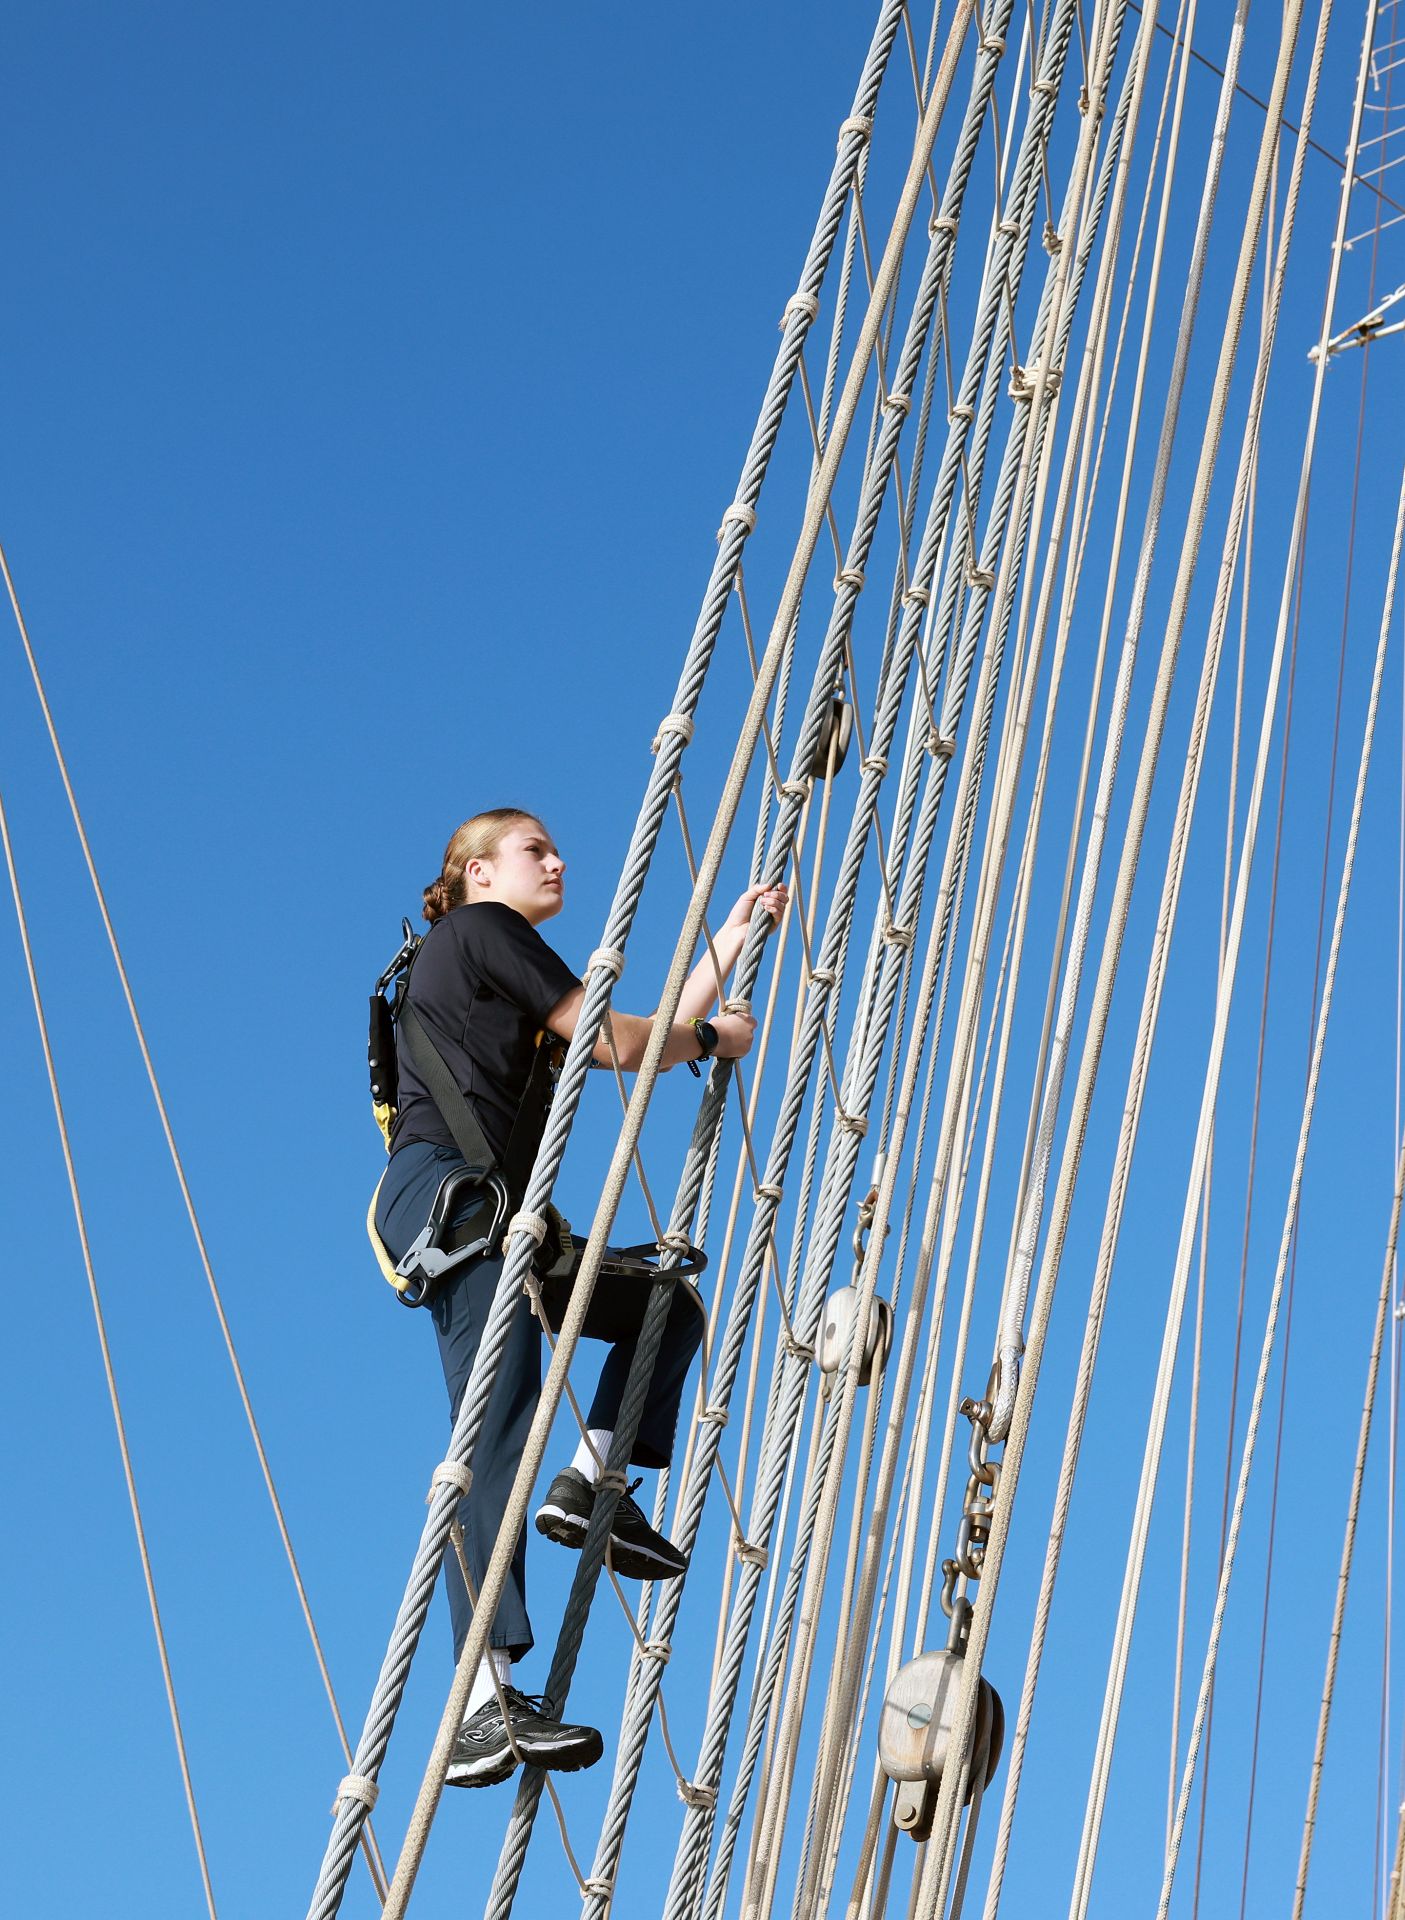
389, 902, 580, 1163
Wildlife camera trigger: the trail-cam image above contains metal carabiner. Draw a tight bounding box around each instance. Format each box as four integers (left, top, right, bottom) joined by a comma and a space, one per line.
394, 1167, 510, 1308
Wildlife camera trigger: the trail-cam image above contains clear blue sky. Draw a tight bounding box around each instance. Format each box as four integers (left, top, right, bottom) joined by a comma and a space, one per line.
1, 5, 1402, 1918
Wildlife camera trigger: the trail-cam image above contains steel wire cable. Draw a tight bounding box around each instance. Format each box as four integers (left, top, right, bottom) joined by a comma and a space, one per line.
725, 11, 1143, 1889
497, 766, 842, 1914
568, 25, 980, 1914
658, 62, 1083, 1907
740, 74, 1128, 1889
909, 0, 1301, 1902
301, 13, 924, 1914
777, 6, 1135, 1881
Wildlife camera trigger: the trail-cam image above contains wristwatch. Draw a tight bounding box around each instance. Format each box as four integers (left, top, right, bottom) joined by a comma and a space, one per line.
687, 1017, 720, 1076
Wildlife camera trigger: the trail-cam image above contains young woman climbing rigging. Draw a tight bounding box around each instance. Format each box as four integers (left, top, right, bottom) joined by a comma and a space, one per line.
373, 808, 785, 1787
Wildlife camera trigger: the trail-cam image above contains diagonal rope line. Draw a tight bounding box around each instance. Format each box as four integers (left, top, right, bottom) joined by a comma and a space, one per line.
0, 786, 219, 1920
1129, 0, 1405, 220
0, 541, 390, 1902
1293, 1131, 1405, 1915
1165, 447, 1405, 1920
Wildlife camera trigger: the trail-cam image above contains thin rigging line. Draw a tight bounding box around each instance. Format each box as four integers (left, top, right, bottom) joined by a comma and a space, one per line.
1163, 77, 1401, 1915
0, 786, 219, 1920
0, 540, 390, 1902
1129, 0, 1405, 221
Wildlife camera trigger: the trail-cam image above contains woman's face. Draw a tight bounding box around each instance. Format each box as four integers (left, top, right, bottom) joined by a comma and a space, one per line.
467, 820, 565, 924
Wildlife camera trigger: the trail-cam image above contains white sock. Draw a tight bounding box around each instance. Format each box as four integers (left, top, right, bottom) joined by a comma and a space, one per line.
463, 1646, 511, 1722
572, 1428, 616, 1484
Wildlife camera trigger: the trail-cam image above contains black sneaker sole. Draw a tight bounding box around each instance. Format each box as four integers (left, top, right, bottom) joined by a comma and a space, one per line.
535, 1501, 687, 1582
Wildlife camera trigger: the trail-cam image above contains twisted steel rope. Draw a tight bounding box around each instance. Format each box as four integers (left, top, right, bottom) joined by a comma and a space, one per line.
578, 20, 986, 1909
302, 12, 909, 1916
636, 19, 1103, 1887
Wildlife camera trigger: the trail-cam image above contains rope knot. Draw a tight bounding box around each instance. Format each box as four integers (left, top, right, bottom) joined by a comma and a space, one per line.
587, 946, 626, 980
660, 1230, 693, 1256
754, 1180, 784, 1204
809, 967, 836, 990
967, 564, 995, 591
930, 211, 959, 236
836, 1108, 868, 1138
583, 1877, 615, 1897
836, 114, 873, 147
652, 711, 696, 753
335, 1773, 379, 1813
735, 1539, 769, 1570
949, 401, 974, 424
717, 501, 758, 538
861, 753, 889, 779
644, 1638, 672, 1665
596, 1467, 628, 1497
429, 1460, 474, 1500
782, 290, 821, 328
722, 996, 751, 1017
883, 920, 914, 948
780, 777, 812, 802
835, 566, 866, 594
702, 1403, 730, 1429
783, 1332, 815, 1364
882, 390, 912, 418
506, 1210, 547, 1247
929, 731, 958, 759
903, 584, 932, 610
678, 1780, 717, 1810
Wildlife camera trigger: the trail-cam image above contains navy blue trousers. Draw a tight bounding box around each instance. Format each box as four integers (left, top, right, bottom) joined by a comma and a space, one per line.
376, 1139, 706, 1662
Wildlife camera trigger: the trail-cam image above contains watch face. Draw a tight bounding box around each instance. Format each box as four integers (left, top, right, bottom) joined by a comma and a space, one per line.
697, 1019, 719, 1053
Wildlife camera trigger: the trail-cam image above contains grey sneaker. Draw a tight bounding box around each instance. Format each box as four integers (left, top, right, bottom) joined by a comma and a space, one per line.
535, 1466, 689, 1581
445, 1687, 603, 1788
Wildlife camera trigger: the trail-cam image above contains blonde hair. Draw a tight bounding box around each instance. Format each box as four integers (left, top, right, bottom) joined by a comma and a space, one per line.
423, 810, 541, 922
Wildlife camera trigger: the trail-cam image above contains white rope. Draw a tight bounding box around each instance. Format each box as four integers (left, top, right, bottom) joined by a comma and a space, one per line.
1162, 448, 1403, 1920
976, 0, 1320, 1893
912, 0, 1313, 1905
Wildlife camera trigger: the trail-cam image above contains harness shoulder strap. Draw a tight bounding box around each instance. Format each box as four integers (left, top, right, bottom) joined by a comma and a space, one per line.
397, 999, 496, 1177
398, 996, 559, 1206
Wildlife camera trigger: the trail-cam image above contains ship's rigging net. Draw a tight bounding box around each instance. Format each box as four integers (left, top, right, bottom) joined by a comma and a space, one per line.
7, 2, 1405, 1917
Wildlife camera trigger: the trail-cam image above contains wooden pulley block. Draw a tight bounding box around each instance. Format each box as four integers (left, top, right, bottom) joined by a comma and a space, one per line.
817, 1284, 893, 1385
809, 695, 853, 778
879, 1650, 1004, 1839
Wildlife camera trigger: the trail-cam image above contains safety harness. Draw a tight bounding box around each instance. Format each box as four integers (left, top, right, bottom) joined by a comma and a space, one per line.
365, 919, 705, 1307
